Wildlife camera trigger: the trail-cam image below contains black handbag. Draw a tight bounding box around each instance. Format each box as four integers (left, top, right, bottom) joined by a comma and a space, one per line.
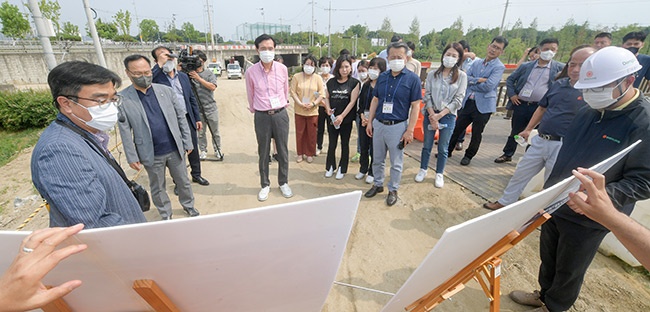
56, 120, 151, 212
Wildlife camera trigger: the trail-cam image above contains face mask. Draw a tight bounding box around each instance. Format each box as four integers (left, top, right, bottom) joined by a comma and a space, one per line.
162, 60, 176, 73
132, 75, 152, 89
539, 50, 555, 61
583, 80, 630, 110
389, 59, 405, 72
72, 100, 119, 131
259, 50, 275, 63
626, 47, 640, 55
320, 66, 331, 74
442, 56, 458, 68
368, 69, 380, 80
407, 50, 413, 57
303, 65, 315, 75
358, 71, 368, 80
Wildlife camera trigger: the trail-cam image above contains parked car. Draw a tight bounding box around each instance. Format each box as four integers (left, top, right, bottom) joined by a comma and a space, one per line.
227, 63, 242, 79
207, 62, 222, 76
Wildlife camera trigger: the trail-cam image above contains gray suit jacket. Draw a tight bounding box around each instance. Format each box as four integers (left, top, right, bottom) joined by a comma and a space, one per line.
118, 83, 192, 167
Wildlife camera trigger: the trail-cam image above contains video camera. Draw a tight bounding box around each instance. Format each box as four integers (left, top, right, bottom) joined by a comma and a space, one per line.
178, 46, 202, 72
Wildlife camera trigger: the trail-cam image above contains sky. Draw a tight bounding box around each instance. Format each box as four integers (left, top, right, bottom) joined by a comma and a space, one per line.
7, 0, 650, 42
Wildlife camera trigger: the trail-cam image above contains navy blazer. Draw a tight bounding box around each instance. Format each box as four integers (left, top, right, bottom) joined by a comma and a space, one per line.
152, 64, 201, 129
506, 59, 565, 101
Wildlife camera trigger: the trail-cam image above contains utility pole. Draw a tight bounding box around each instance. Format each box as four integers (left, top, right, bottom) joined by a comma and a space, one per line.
309, 1, 315, 46
327, 0, 331, 57
27, 0, 56, 71
82, 0, 107, 68
132, 0, 142, 44
258, 8, 265, 34
499, 0, 510, 36
206, 0, 215, 51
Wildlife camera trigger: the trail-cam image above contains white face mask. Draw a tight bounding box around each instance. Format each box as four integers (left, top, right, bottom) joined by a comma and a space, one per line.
72, 100, 120, 131
358, 71, 368, 80
162, 60, 176, 73
539, 50, 555, 61
442, 56, 458, 68
303, 65, 315, 75
368, 69, 380, 80
407, 50, 413, 57
320, 66, 331, 74
389, 59, 405, 72
583, 80, 630, 110
259, 50, 275, 63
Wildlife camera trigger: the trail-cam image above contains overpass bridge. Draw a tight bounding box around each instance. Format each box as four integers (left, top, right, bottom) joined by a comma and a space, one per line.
0, 41, 309, 88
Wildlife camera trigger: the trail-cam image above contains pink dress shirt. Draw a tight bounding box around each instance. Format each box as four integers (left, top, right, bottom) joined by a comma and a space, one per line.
245, 61, 289, 113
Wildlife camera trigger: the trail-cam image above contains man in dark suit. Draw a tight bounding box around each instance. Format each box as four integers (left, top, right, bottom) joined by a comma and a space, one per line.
118, 54, 200, 220
495, 38, 564, 163
151, 46, 209, 186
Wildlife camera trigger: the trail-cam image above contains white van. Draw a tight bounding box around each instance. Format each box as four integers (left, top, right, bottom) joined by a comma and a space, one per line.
227, 63, 242, 79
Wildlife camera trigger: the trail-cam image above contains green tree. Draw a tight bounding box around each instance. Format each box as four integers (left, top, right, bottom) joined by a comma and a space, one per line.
94, 18, 118, 40
181, 22, 201, 43
0, 1, 30, 39
37, 0, 60, 34
345, 24, 368, 39
139, 19, 159, 41
378, 17, 393, 43
113, 9, 131, 36
407, 16, 420, 44
59, 21, 80, 41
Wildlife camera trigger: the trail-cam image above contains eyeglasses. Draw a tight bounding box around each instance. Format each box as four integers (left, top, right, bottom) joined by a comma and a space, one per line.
127, 69, 153, 77
488, 44, 504, 52
64, 94, 123, 109
583, 79, 625, 93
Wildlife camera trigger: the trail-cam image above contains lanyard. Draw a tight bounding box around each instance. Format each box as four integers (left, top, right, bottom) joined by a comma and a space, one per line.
384, 74, 404, 103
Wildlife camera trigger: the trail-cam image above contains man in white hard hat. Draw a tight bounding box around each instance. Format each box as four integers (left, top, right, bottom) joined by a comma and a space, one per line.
508, 46, 650, 312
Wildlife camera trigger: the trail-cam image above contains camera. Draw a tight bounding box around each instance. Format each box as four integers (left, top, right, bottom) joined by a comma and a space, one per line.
178, 46, 202, 72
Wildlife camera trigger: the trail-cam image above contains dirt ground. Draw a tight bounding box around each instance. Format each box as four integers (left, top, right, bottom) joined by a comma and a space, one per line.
1, 78, 649, 311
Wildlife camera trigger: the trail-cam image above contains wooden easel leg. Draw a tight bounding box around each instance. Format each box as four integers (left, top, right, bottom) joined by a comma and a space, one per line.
133, 279, 180, 312
489, 258, 502, 312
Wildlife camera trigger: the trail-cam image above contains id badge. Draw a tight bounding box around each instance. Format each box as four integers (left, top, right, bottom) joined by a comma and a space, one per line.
382, 102, 394, 114
520, 89, 533, 98
270, 97, 282, 109
302, 96, 310, 105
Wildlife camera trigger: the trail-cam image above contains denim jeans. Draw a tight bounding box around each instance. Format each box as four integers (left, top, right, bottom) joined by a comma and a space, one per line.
421, 112, 456, 174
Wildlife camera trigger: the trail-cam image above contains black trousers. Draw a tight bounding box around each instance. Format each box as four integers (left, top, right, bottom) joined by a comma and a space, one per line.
539, 216, 608, 311
358, 123, 373, 176
317, 106, 328, 150
186, 115, 201, 179
448, 99, 492, 159
502, 102, 538, 157
326, 121, 353, 173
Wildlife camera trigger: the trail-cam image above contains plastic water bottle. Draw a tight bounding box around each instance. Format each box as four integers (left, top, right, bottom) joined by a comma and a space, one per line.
514, 135, 527, 146
330, 109, 340, 129
428, 123, 448, 131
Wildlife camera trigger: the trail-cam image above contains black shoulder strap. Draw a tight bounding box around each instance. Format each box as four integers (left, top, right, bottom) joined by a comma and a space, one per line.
55, 120, 133, 186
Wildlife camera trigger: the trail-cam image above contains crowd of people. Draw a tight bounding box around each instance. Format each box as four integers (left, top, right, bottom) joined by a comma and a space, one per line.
3, 29, 650, 311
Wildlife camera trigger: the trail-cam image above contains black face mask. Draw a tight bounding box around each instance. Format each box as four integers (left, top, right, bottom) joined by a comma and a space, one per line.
626, 47, 640, 55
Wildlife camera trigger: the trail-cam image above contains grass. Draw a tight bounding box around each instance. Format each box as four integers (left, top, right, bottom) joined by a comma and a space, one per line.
0, 128, 43, 167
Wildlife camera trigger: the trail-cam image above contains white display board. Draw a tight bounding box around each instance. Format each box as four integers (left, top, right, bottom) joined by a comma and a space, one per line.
0, 191, 361, 312
381, 142, 639, 312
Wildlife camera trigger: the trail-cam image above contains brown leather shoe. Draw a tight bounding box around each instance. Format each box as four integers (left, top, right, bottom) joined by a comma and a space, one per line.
509, 290, 544, 307
483, 201, 505, 210
494, 155, 512, 163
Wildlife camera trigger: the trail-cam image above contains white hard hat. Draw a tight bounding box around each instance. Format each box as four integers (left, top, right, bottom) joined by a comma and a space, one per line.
574, 46, 642, 89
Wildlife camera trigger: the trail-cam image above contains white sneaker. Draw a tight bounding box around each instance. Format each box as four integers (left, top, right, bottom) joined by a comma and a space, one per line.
257, 186, 270, 201
325, 167, 334, 178
315, 149, 321, 156
199, 151, 207, 160
279, 183, 293, 198
415, 168, 427, 183
335, 167, 345, 180
355, 172, 365, 180
365, 175, 374, 184
435, 173, 444, 188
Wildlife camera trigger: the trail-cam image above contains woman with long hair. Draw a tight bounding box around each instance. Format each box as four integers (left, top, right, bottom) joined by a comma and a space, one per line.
355, 57, 386, 184
323, 54, 360, 179
290, 54, 324, 163
416, 42, 467, 188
